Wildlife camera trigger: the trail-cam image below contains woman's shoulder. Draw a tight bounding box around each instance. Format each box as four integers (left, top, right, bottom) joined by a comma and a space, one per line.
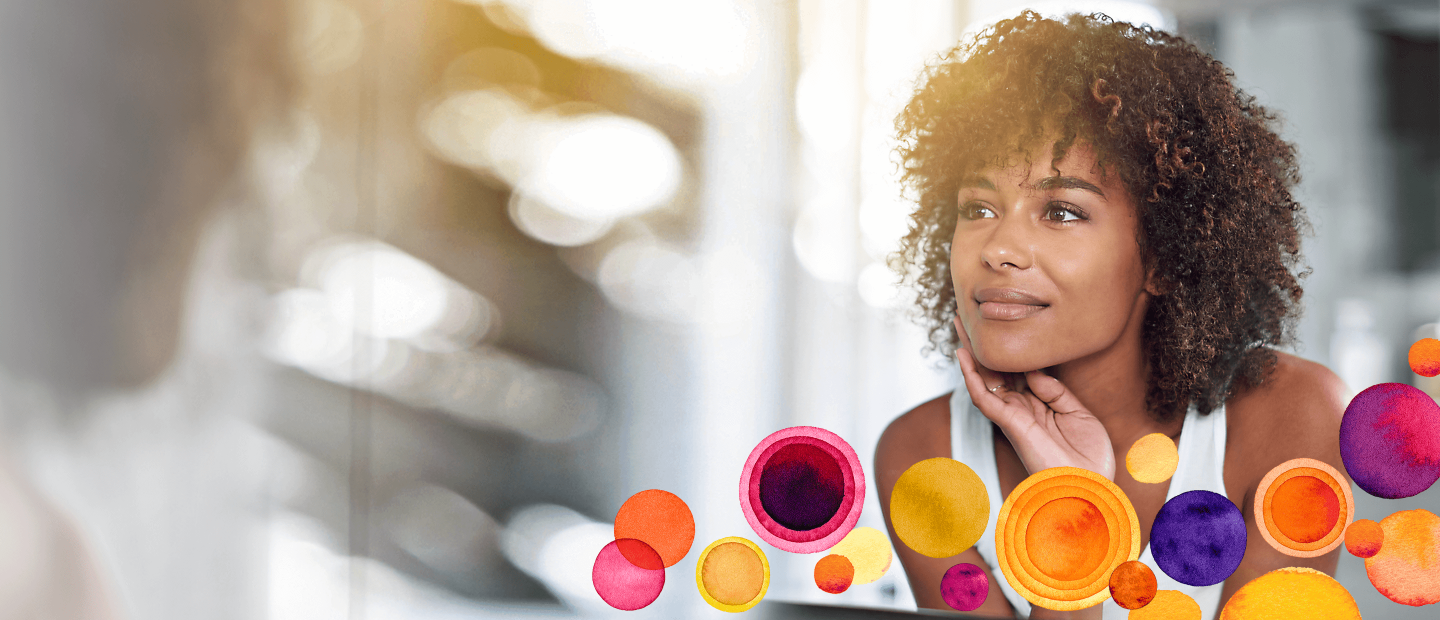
1224, 349, 1350, 489
875, 393, 954, 484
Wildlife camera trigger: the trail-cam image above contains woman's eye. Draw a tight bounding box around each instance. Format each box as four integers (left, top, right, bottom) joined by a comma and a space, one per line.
961, 202, 995, 219
1045, 203, 1085, 222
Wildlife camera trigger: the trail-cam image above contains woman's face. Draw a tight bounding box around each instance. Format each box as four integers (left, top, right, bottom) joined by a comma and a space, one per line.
951, 140, 1150, 373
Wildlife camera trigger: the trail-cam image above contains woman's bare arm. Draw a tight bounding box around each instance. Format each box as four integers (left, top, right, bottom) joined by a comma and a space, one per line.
876, 394, 1016, 617
1218, 353, 1350, 610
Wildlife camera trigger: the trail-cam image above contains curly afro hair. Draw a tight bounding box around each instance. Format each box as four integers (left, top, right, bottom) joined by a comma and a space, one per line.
890, 11, 1310, 422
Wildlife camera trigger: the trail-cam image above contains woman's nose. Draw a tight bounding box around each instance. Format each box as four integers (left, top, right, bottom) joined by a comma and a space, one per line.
979, 209, 1034, 271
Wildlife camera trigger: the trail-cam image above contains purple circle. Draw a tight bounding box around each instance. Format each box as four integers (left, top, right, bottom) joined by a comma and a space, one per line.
940, 563, 989, 611
1150, 490, 1246, 587
592, 539, 665, 610
1339, 382, 1440, 499
739, 426, 865, 553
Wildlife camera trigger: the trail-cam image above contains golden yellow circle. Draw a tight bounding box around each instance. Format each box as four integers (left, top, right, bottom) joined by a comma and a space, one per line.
890, 458, 989, 558
826, 526, 892, 585
1254, 458, 1353, 557
695, 537, 770, 612
1130, 590, 1201, 619
1125, 433, 1179, 484
995, 467, 1140, 611
1219, 567, 1360, 619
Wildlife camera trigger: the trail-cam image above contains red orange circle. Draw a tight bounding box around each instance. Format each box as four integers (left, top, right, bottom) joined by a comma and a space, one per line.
814, 554, 854, 594
1344, 519, 1383, 558
1254, 458, 1353, 557
614, 489, 695, 568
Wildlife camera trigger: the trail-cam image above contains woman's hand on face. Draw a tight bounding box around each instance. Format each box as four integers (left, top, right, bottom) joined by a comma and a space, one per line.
953, 318, 1116, 481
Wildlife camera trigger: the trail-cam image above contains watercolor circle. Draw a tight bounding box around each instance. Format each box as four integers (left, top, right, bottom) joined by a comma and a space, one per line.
994, 466, 1140, 611
1364, 509, 1440, 606
1411, 338, 1440, 377
614, 489, 695, 568
696, 537, 770, 612
739, 426, 865, 553
1219, 566, 1360, 620
1339, 382, 1440, 499
827, 526, 892, 585
814, 554, 854, 594
592, 538, 665, 610
940, 563, 989, 612
1130, 590, 1200, 619
890, 457, 989, 558
1253, 458, 1353, 557
1344, 518, 1383, 558
1107, 560, 1157, 610
1125, 433, 1179, 484
1150, 490, 1246, 587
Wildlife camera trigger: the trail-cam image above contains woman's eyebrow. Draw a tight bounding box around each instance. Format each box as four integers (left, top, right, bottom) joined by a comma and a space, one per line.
959, 176, 996, 190
1030, 175, 1106, 197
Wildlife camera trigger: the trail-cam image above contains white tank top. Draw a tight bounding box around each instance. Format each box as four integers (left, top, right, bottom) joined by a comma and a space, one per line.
948, 387, 1229, 619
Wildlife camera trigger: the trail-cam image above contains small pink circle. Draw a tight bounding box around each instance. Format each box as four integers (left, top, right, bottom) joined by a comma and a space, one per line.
941, 563, 989, 611
592, 538, 665, 610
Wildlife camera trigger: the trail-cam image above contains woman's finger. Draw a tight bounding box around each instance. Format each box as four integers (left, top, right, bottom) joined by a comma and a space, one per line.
1023, 370, 1088, 416
956, 348, 1021, 428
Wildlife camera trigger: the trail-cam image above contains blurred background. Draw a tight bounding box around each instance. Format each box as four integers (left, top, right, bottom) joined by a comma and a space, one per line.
0, 0, 1435, 618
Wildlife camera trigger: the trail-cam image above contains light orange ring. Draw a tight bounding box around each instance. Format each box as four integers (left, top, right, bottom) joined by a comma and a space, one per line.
995, 467, 1140, 611
1253, 458, 1353, 558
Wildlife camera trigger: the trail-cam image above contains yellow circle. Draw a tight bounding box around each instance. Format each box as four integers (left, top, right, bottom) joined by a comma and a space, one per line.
1125, 433, 1178, 484
826, 526, 892, 585
890, 458, 989, 558
695, 537, 770, 612
1129, 590, 1201, 619
1219, 567, 1360, 620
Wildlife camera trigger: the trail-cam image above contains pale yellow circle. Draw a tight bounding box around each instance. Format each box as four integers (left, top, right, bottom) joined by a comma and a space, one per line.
890, 458, 989, 558
1125, 433, 1179, 484
1129, 590, 1200, 619
827, 526, 892, 585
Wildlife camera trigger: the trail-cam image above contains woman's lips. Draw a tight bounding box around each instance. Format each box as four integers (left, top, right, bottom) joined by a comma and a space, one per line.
978, 301, 1048, 320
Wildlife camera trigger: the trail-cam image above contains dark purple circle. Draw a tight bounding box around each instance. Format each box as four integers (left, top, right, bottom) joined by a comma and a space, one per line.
1149, 490, 1246, 587
1339, 382, 1440, 499
940, 563, 989, 611
758, 442, 845, 531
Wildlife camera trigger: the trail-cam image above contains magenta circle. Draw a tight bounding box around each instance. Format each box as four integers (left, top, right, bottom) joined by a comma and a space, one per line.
592, 538, 665, 610
1339, 382, 1440, 499
940, 563, 989, 611
738, 426, 865, 553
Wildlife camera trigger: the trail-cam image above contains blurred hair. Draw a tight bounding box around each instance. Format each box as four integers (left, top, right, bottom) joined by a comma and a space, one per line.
891, 11, 1310, 422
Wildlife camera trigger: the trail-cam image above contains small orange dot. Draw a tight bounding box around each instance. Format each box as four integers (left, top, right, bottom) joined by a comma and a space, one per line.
1411, 338, 1440, 378
1109, 560, 1158, 609
1344, 519, 1383, 559
814, 554, 854, 594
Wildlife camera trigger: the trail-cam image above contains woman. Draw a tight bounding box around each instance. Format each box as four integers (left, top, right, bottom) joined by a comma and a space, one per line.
875, 12, 1349, 620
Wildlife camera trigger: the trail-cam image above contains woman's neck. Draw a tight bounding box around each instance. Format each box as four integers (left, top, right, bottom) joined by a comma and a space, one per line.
1046, 292, 1184, 447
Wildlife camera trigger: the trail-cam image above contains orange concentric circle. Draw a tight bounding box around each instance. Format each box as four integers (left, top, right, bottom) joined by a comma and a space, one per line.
994, 467, 1141, 610
1254, 458, 1353, 558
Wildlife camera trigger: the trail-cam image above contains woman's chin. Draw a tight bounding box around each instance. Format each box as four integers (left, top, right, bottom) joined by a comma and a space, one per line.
970, 347, 1052, 374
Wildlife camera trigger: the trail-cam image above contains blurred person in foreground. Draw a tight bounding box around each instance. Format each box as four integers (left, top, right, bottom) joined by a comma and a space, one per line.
876, 12, 1347, 619
0, 0, 287, 618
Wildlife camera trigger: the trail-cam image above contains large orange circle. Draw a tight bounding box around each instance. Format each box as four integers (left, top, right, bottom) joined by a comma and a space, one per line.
995, 467, 1140, 611
1254, 459, 1352, 557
